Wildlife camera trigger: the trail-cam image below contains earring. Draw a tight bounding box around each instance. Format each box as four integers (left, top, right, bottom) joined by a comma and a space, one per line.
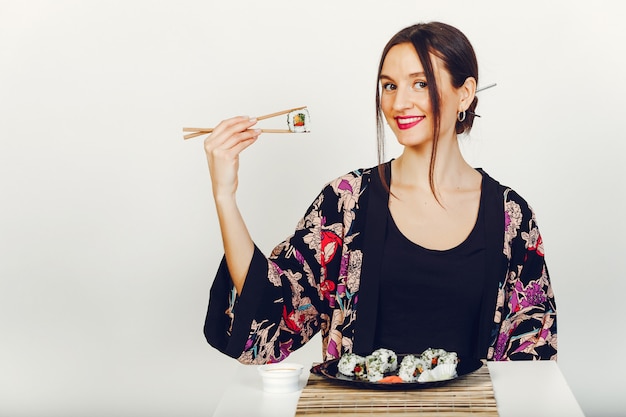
457, 110, 466, 122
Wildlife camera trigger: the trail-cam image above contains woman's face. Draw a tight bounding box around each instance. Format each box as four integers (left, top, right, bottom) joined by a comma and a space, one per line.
380, 43, 465, 148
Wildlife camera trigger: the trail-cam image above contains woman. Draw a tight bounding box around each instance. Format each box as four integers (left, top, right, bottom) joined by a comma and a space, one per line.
203, 22, 557, 364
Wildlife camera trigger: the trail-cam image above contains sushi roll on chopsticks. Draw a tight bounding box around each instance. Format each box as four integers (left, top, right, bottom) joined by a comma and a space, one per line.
182, 106, 310, 139
287, 108, 310, 133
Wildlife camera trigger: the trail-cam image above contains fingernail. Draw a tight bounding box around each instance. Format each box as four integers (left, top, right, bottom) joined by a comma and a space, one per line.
249, 117, 257, 123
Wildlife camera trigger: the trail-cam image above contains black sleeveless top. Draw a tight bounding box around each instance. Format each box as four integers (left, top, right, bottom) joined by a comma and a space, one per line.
373, 176, 487, 360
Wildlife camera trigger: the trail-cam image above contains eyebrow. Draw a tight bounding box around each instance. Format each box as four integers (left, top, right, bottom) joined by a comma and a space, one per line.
379, 72, 426, 80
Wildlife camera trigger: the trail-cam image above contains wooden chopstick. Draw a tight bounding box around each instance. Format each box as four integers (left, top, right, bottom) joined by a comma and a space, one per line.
182, 106, 307, 140
256, 129, 293, 133
256, 106, 306, 121
183, 127, 212, 132
183, 131, 211, 140
183, 128, 293, 140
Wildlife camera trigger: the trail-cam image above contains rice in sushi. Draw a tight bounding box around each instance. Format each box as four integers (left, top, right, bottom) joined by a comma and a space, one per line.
287, 109, 310, 133
438, 351, 458, 365
370, 348, 398, 373
337, 347, 458, 384
398, 354, 427, 382
337, 353, 366, 378
364, 348, 398, 382
420, 348, 448, 369
364, 354, 385, 382
417, 348, 458, 382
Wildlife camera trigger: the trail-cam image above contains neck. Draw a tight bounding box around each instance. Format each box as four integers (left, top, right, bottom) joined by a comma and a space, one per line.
392, 137, 475, 192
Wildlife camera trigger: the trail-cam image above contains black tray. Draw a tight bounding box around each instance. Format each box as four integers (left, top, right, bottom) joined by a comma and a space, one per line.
310, 354, 483, 390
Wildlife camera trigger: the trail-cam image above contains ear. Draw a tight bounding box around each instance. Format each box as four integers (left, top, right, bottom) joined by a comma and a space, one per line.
458, 77, 477, 111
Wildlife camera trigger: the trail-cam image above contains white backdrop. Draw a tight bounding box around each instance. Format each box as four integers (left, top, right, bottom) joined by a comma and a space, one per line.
1, 1, 625, 416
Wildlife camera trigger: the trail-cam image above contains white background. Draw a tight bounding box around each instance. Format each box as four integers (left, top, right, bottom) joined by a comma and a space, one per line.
1, 1, 624, 416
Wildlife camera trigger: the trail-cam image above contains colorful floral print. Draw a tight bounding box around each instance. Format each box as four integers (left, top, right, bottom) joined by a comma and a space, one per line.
205, 165, 557, 364
489, 189, 556, 360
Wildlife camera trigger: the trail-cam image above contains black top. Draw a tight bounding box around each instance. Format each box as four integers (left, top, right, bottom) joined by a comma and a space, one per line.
373, 176, 487, 360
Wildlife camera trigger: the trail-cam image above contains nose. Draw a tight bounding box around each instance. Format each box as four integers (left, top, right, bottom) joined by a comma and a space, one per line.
392, 85, 412, 111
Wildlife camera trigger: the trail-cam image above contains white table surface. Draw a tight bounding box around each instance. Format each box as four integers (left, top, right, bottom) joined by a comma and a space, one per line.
213, 361, 584, 417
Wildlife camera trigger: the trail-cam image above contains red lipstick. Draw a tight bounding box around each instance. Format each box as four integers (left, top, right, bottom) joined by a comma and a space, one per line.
395, 115, 424, 130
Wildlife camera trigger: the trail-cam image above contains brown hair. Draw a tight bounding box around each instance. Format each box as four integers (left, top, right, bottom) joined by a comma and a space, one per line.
375, 22, 479, 198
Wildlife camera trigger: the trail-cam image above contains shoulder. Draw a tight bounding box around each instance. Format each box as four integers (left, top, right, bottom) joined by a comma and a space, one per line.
477, 168, 533, 213
321, 164, 379, 197
478, 170, 544, 259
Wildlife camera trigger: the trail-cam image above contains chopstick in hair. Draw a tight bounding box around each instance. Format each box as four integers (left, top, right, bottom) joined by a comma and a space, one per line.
476, 83, 497, 93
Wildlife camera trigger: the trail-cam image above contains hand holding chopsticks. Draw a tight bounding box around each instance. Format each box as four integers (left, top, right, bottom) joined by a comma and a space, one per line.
182, 106, 308, 140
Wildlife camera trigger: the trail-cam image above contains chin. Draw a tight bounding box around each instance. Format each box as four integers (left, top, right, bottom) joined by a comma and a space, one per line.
394, 133, 431, 148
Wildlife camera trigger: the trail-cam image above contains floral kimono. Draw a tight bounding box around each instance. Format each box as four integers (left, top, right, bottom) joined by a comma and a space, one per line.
204, 163, 557, 364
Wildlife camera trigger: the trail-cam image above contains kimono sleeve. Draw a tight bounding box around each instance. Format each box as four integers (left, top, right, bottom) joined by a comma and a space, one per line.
204, 184, 346, 364
492, 190, 558, 360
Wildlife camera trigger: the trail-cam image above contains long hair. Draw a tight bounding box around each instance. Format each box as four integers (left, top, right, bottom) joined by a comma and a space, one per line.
375, 22, 479, 198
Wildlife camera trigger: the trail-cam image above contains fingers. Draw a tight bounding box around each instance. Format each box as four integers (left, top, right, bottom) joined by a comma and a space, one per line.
227, 131, 259, 154
204, 116, 261, 153
203, 115, 263, 178
203, 115, 262, 199
209, 116, 258, 141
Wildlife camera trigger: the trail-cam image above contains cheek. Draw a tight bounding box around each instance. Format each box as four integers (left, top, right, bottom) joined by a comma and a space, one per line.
441, 101, 459, 125
380, 97, 393, 118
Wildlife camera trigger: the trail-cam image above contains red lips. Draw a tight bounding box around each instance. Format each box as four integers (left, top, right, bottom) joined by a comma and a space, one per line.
395, 115, 424, 130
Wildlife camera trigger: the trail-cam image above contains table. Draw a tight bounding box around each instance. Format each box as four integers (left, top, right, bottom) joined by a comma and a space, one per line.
213, 361, 584, 416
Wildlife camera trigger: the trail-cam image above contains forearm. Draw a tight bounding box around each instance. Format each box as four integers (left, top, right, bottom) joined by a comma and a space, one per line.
214, 194, 254, 295
202, 115, 261, 294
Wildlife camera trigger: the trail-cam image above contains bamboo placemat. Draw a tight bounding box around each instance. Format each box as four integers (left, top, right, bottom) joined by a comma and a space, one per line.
296, 364, 498, 416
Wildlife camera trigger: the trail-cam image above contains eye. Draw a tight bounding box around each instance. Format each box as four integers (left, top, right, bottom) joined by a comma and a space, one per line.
382, 82, 396, 92
413, 81, 427, 90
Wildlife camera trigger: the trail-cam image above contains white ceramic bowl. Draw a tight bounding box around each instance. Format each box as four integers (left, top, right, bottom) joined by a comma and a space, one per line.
258, 362, 304, 394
